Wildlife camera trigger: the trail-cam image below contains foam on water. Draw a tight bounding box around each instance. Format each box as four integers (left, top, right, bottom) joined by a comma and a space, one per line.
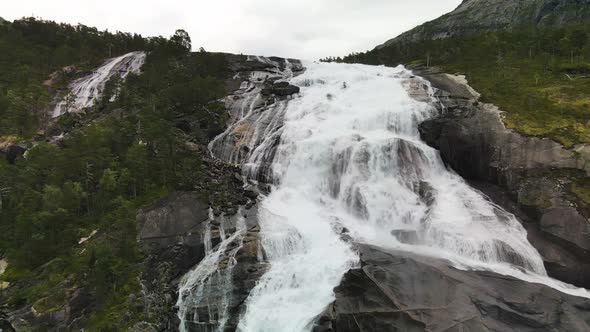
235, 61, 590, 331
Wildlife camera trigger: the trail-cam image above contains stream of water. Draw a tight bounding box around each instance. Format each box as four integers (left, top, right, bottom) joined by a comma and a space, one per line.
235, 61, 590, 331
52, 51, 145, 117
180, 59, 590, 332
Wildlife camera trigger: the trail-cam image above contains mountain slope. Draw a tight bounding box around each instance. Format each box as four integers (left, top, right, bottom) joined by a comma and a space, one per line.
378, 0, 590, 48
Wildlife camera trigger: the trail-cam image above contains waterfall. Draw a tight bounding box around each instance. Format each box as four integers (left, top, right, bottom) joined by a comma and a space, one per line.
182, 59, 589, 332
52, 51, 146, 117
234, 61, 589, 331
208, 56, 302, 183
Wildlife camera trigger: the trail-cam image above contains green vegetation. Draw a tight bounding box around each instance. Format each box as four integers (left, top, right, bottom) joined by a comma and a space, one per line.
0, 18, 230, 331
572, 177, 590, 207
0, 17, 148, 137
335, 26, 590, 147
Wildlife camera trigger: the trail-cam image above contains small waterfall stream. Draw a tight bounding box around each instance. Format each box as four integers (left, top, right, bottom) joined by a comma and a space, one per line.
180, 59, 590, 332
176, 209, 248, 332
52, 51, 146, 117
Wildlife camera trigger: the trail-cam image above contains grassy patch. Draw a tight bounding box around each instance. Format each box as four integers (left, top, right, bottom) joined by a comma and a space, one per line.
572, 178, 590, 206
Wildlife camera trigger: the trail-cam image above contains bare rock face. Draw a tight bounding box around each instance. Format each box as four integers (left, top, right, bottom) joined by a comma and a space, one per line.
315, 244, 590, 332
378, 0, 590, 48
136, 192, 210, 252
414, 66, 590, 288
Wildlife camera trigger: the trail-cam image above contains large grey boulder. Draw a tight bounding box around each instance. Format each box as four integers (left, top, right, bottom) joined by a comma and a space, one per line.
315, 244, 590, 332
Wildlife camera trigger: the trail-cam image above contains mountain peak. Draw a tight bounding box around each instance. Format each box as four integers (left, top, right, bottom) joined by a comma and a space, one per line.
377, 0, 590, 49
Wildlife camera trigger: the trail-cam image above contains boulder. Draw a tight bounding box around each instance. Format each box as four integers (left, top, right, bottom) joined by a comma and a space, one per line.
317, 244, 590, 332
261, 81, 300, 96
391, 229, 418, 244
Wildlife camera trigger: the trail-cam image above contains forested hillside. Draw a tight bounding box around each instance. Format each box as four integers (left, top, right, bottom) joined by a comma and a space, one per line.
0, 17, 231, 330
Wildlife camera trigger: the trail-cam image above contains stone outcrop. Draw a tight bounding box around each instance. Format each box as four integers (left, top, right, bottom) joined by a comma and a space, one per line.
414, 66, 590, 288
315, 244, 590, 332
261, 81, 300, 96
378, 0, 590, 48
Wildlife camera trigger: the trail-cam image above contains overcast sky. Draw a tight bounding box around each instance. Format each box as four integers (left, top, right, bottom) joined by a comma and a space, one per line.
2, 0, 460, 60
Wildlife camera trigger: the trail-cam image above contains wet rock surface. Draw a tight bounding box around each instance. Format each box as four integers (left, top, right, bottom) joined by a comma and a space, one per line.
414, 66, 590, 288
131, 54, 303, 331
135, 187, 262, 331
176, 222, 267, 332
261, 81, 300, 96
209, 54, 304, 180
316, 244, 590, 332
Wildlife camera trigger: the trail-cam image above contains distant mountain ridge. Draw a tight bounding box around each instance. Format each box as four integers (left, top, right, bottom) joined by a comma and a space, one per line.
378, 0, 590, 48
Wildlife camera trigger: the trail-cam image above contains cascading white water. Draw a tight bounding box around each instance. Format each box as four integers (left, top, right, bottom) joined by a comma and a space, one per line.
236, 61, 590, 332
208, 56, 299, 175
52, 51, 146, 117
176, 210, 247, 332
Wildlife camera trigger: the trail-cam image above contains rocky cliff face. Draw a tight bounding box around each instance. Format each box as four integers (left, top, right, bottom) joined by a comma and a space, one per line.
414, 66, 590, 288
378, 0, 590, 48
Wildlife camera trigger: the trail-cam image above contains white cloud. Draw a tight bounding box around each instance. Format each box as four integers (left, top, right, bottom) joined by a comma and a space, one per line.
1, 0, 461, 60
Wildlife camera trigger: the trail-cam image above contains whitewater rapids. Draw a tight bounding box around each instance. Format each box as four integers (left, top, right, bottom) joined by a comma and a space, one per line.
230, 61, 590, 331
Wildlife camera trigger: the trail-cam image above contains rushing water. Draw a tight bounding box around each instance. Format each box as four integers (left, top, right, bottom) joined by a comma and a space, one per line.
52, 51, 145, 117
185, 59, 590, 332
176, 209, 248, 332
234, 61, 590, 331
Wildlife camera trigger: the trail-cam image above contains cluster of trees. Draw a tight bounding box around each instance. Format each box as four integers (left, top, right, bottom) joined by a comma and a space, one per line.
0, 18, 230, 330
339, 26, 590, 66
